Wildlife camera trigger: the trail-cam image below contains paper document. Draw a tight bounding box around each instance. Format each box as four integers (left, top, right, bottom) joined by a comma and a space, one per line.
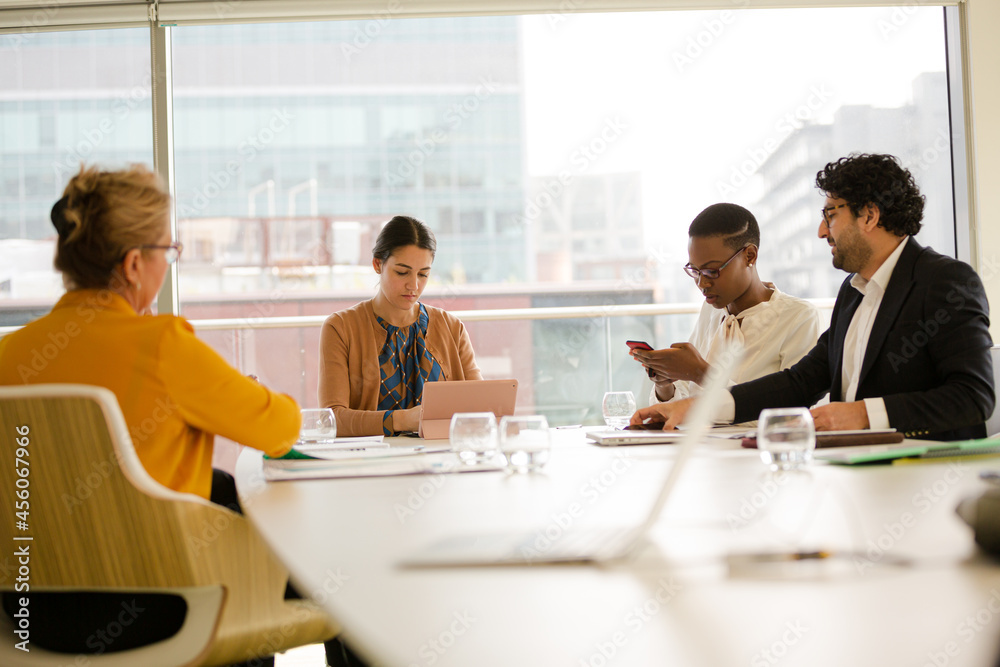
263, 451, 503, 481
269, 443, 450, 463
295, 435, 386, 449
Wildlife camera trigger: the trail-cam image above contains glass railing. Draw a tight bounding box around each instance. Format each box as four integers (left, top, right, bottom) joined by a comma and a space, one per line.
0, 300, 834, 426
188, 301, 834, 427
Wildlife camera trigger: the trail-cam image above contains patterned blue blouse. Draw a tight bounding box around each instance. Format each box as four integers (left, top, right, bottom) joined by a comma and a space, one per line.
375, 303, 443, 435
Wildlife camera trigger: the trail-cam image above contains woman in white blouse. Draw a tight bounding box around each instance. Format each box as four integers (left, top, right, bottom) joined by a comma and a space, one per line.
631, 203, 820, 406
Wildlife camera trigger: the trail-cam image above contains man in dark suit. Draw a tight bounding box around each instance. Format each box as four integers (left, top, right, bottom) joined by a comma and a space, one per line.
634, 153, 994, 441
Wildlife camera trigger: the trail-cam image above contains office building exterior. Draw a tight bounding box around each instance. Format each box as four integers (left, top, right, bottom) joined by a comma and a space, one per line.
752, 72, 953, 298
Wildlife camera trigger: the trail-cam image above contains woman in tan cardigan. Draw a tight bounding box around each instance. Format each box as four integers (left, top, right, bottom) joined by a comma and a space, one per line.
319, 216, 482, 436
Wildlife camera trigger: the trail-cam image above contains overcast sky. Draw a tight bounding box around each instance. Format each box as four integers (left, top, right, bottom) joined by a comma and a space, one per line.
521, 7, 947, 248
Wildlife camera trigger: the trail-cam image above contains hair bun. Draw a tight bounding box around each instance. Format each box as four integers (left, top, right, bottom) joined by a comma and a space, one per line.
50, 195, 72, 238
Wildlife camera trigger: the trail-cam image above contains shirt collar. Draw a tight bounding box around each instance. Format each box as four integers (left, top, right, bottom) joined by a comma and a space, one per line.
376, 303, 428, 335
850, 236, 908, 297
737, 283, 778, 316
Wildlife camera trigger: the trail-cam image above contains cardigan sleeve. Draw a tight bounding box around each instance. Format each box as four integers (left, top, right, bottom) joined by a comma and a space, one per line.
159, 318, 299, 457
318, 314, 387, 436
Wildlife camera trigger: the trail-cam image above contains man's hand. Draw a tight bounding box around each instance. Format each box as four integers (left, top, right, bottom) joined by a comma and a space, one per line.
809, 402, 870, 431
631, 343, 710, 384
629, 398, 696, 431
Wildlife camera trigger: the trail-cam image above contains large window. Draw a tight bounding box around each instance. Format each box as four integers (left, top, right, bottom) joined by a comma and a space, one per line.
0, 28, 152, 325
0, 7, 956, 416
161, 8, 952, 311
0, 9, 954, 315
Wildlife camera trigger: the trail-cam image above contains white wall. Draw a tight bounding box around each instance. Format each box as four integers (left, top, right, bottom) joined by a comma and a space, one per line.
967, 0, 1000, 341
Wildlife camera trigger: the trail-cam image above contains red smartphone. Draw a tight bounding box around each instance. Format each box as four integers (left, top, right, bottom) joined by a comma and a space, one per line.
626, 340, 656, 378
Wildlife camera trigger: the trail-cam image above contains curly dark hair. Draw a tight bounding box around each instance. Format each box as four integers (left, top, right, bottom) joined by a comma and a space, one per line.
815, 153, 924, 237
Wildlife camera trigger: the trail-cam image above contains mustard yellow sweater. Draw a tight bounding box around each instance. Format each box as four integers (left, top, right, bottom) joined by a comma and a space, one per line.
0, 289, 299, 498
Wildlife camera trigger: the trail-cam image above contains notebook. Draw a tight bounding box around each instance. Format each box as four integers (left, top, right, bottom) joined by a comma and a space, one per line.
418, 379, 518, 439
262, 451, 501, 481
741, 429, 903, 449
401, 343, 743, 566
815, 437, 1000, 465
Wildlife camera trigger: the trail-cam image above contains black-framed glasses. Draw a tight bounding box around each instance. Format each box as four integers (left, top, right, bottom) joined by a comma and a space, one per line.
137, 242, 184, 265
821, 203, 849, 226
682, 244, 750, 280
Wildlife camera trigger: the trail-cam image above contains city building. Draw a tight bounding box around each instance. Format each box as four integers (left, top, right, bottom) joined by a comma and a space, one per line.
752, 72, 952, 298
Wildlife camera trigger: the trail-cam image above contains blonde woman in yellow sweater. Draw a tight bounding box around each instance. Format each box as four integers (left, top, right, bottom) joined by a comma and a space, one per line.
0, 164, 299, 498
0, 165, 305, 659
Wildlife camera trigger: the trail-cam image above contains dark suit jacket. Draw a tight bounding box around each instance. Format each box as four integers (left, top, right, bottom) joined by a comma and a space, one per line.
732, 237, 994, 441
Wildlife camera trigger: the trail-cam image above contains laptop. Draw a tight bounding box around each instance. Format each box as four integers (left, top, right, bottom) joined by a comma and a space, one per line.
417, 379, 518, 439
402, 343, 742, 566
587, 430, 689, 446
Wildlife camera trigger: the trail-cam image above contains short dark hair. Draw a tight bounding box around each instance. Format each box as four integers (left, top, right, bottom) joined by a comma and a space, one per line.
815, 153, 924, 237
688, 203, 760, 250
372, 215, 437, 261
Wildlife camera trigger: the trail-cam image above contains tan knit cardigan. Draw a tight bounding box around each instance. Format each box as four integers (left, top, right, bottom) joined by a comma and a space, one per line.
318, 299, 483, 436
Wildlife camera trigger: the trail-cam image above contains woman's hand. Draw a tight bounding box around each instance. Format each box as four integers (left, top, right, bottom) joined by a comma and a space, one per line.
630, 348, 678, 399
390, 406, 423, 433
631, 343, 710, 384
652, 379, 676, 402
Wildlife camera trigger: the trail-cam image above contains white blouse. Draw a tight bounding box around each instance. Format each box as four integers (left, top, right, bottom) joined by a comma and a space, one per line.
652, 285, 821, 405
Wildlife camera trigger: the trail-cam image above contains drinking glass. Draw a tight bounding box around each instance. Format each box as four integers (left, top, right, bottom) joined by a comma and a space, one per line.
499, 415, 551, 473
299, 408, 337, 444
757, 407, 816, 471
602, 391, 636, 430
449, 412, 499, 465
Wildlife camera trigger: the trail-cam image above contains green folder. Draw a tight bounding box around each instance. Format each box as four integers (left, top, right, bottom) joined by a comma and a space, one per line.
263, 448, 319, 461
815, 437, 1000, 465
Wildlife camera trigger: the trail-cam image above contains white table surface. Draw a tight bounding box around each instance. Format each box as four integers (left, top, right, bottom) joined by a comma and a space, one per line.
235, 431, 1000, 667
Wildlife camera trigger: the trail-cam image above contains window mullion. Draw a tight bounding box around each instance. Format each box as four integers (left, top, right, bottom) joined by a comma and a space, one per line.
150, 22, 180, 316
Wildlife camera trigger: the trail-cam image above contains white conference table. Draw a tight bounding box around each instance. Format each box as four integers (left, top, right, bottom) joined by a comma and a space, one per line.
234, 431, 1000, 667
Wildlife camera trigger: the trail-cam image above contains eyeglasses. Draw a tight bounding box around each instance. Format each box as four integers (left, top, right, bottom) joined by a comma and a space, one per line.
682, 245, 750, 280
821, 203, 849, 227
138, 242, 184, 265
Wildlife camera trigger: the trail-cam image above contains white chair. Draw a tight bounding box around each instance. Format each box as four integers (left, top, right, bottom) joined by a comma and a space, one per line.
987, 345, 1000, 438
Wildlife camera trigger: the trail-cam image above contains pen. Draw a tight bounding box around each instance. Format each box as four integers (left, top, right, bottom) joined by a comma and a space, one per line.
980, 470, 1000, 484
739, 550, 832, 563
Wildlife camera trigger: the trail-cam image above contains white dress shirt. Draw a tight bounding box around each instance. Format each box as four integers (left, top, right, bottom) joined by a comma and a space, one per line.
651, 285, 820, 410
715, 237, 909, 426
839, 235, 909, 429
